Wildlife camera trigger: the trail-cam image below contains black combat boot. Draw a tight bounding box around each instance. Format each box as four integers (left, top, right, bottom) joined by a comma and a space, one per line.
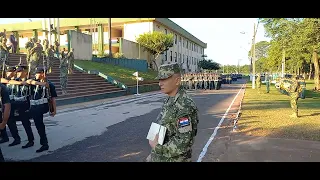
8, 139, 21, 147
36, 145, 49, 153
22, 141, 34, 149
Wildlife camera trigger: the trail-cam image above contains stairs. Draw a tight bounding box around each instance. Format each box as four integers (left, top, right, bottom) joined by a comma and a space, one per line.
7, 53, 127, 106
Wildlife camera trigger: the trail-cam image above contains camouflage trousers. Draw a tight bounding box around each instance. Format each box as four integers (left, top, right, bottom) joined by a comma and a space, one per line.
188, 81, 193, 90
149, 154, 192, 162
204, 81, 208, 89
47, 58, 54, 74
29, 60, 40, 75
60, 76, 68, 94
68, 59, 74, 74
199, 81, 203, 89
290, 92, 299, 114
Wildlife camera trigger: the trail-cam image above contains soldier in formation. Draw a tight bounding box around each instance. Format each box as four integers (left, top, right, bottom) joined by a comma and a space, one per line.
181, 72, 221, 90
0, 51, 58, 157
147, 63, 199, 162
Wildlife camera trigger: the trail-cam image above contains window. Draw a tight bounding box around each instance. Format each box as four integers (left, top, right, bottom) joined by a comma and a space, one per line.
182, 38, 185, 47
179, 36, 181, 44
170, 51, 172, 61
179, 53, 181, 62
183, 54, 185, 63
165, 29, 167, 34
187, 56, 189, 65
192, 57, 193, 65
174, 34, 177, 44
165, 51, 167, 61
174, 52, 177, 62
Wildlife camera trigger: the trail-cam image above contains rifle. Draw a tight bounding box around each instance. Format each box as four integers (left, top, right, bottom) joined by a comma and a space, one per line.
43, 56, 54, 114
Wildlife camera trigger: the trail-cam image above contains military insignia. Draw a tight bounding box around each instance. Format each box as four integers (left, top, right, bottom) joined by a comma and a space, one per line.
177, 117, 192, 133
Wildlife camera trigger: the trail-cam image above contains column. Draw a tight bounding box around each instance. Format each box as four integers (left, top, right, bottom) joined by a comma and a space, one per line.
97, 24, 104, 56
13, 31, 19, 53
32, 29, 38, 41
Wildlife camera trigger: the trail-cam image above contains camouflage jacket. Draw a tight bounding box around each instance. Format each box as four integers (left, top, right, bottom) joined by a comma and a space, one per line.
151, 86, 199, 162
59, 58, 68, 75
30, 43, 43, 61
67, 51, 74, 60
25, 41, 34, 51
45, 48, 54, 59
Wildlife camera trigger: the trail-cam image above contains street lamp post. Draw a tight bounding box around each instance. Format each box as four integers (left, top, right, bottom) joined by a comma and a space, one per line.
240, 20, 259, 89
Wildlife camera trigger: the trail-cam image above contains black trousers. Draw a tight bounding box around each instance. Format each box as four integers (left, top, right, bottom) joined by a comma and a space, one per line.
29, 104, 48, 146
0, 148, 4, 162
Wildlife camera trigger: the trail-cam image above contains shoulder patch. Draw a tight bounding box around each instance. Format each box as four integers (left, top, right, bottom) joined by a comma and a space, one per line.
177, 117, 192, 133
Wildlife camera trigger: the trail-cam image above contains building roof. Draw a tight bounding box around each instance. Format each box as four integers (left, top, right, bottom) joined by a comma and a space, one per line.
0, 18, 207, 48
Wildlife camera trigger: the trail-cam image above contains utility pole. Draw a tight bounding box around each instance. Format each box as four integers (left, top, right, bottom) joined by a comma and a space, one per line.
108, 18, 112, 57
281, 48, 286, 77
251, 21, 259, 89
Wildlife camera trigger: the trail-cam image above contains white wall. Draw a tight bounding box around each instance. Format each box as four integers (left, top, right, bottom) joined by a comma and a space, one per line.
69, 30, 92, 60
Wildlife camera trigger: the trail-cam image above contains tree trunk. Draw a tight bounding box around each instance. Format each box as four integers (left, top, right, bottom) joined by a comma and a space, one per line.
313, 48, 320, 90
309, 63, 313, 80
152, 60, 158, 71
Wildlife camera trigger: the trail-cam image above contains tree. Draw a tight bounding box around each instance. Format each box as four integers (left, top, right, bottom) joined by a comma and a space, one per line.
198, 59, 220, 71
136, 31, 174, 71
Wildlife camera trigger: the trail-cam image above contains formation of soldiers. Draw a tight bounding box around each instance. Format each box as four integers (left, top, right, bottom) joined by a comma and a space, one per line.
24, 37, 75, 95
0, 62, 58, 154
181, 73, 222, 90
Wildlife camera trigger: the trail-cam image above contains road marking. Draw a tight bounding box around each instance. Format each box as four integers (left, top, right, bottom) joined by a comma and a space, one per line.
197, 84, 245, 162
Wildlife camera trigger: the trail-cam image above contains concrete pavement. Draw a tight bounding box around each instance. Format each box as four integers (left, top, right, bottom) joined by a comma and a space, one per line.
1, 81, 246, 162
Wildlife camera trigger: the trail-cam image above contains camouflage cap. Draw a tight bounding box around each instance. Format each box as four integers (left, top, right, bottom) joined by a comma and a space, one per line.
155, 63, 181, 80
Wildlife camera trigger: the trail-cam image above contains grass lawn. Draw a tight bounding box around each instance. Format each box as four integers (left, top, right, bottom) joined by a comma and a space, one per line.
238, 80, 320, 141
74, 60, 158, 86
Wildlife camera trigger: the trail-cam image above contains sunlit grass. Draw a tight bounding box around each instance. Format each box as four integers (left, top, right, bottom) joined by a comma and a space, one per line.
238, 80, 320, 141
75, 60, 158, 86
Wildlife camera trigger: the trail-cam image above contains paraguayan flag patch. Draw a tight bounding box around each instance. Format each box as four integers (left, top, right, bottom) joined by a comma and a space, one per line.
179, 117, 190, 127
178, 117, 192, 133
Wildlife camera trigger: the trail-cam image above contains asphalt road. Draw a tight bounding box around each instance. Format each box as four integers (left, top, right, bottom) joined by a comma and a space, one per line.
1, 80, 245, 162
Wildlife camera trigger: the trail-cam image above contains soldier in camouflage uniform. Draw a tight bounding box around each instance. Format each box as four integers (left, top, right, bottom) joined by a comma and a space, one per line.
0, 37, 11, 63
288, 75, 301, 118
256, 73, 261, 93
53, 39, 60, 57
67, 48, 75, 74
203, 73, 208, 90
148, 63, 199, 162
43, 39, 54, 73
59, 56, 68, 95
29, 38, 43, 74
188, 73, 193, 90
25, 38, 34, 64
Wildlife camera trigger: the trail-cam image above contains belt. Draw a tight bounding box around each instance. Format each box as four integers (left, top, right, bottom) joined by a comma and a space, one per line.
30, 98, 48, 106
14, 96, 28, 102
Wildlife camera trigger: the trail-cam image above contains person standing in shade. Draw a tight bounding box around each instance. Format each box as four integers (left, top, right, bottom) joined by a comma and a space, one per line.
147, 63, 199, 162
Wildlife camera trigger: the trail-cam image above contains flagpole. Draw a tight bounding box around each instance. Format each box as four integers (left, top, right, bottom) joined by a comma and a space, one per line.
136, 71, 139, 95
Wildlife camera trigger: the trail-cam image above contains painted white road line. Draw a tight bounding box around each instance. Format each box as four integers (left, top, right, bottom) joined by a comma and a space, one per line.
197, 84, 245, 162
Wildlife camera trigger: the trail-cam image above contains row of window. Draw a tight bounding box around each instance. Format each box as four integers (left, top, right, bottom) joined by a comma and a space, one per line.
164, 29, 204, 55
163, 51, 200, 66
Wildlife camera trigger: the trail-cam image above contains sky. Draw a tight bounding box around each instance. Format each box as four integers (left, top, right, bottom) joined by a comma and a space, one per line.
0, 18, 270, 66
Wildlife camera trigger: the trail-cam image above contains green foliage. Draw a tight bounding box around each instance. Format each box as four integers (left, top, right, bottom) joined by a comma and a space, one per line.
198, 59, 220, 70
260, 18, 320, 90
136, 31, 174, 70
